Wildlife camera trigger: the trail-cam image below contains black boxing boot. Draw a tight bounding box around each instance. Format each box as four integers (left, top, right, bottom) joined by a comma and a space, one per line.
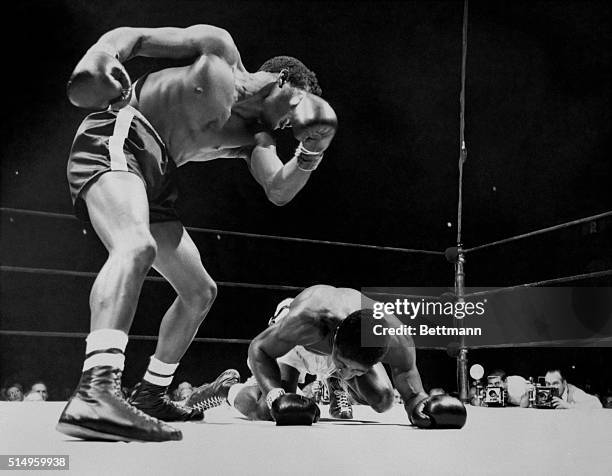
328, 377, 353, 419
56, 366, 182, 442
129, 380, 204, 421
185, 369, 241, 412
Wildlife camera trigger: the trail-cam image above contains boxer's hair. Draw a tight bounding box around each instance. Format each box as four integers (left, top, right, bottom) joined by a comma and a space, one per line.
258, 56, 322, 96
334, 309, 388, 367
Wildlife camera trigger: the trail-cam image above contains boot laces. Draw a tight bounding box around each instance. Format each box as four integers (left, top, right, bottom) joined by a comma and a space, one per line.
112, 371, 162, 425
334, 390, 351, 411
188, 395, 224, 412
112, 371, 124, 399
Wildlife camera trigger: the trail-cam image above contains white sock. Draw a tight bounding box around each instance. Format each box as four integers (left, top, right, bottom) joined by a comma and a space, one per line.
82, 329, 128, 371
143, 355, 179, 387
227, 383, 246, 407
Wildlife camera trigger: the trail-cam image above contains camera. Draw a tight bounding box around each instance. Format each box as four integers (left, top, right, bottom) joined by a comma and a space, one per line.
483, 384, 506, 407
482, 376, 506, 407
533, 384, 559, 408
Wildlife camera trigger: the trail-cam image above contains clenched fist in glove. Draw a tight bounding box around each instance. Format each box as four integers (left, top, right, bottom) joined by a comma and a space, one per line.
267, 389, 321, 426
67, 50, 132, 110
409, 394, 467, 429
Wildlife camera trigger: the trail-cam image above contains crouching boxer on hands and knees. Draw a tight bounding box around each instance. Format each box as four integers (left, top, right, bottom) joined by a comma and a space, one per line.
57, 24, 337, 442
225, 285, 467, 428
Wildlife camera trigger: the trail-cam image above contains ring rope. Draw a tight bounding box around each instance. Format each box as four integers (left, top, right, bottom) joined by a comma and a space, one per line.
464, 210, 612, 254
0, 265, 304, 292
463, 268, 612, 298
0, 330, 250, 344
0, 329, 451, 350
6, 265, 607, 301
462, 336, 612, 349
0, 265, 441, 300
0, 207, 444, 256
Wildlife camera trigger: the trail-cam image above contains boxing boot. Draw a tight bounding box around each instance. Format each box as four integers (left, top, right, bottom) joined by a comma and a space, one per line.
57, 366, 182, 442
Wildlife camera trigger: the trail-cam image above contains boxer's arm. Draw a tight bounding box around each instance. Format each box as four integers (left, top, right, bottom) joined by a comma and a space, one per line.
90, 24, 241, 64
248, 310, 323, 395
278, 363, 300, 393
384, 327, 467, 428
246, 95, 337, 204
384, 335, 428, 416
246, 132, 313, 206
68, 25, 242, 109
393, 366, 429, 416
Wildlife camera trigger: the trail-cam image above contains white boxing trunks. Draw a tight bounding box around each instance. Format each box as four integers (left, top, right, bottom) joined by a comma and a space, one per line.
246, 298, 338, 385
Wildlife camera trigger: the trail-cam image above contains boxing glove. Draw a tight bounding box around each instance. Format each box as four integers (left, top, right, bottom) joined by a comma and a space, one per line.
290, 95, 337, 171
293, 117, 337, 152
269, 392, 321, 426
410, 394, 467, 429
67, 50, 132, 110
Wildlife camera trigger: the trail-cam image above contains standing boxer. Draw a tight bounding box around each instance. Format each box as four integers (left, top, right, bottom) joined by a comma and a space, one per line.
57, 25, 337, 442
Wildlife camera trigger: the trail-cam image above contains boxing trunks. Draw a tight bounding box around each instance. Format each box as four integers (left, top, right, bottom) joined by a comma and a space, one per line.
66, 103, 178, 223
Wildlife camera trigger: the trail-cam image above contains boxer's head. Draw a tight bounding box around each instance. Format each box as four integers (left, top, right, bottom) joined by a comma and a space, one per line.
331, 309, 389, 379
257, 56, 321, 130
258, 56, 322, 96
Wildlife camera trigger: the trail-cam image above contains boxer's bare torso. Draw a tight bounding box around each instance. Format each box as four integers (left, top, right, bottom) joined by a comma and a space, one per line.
269, 285, 416, 372
286, 285, 365, 355
129, 54, 258, 166
68, 25, 336, 210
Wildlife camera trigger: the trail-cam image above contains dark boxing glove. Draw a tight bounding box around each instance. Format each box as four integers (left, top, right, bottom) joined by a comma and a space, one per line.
268, 391, 320, 426
410, 394, 467, 429
67, 50, 132, 110
292, 95, 337, 171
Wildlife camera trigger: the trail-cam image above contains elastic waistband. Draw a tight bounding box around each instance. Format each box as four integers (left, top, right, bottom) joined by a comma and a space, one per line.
134, 72, 150, 102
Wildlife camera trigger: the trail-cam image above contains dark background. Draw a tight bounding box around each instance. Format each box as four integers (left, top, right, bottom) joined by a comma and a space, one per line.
1, 0, 611, 400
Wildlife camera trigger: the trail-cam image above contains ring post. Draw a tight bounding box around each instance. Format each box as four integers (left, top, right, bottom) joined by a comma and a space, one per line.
453, 0, 470, 402
447, 246, 469, 402
455, 249, 469, 402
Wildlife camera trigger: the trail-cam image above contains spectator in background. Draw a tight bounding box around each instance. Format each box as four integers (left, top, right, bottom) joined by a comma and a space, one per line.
545, 369, 602, 410
29, 382, 49, 401
6, 384, 24, 402
173, 382, 194, 403
602, 395, 612, 409
24, 391, 44, 402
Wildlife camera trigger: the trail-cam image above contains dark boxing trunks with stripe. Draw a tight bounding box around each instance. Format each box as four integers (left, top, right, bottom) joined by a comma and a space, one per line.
66, 99, 178, 223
